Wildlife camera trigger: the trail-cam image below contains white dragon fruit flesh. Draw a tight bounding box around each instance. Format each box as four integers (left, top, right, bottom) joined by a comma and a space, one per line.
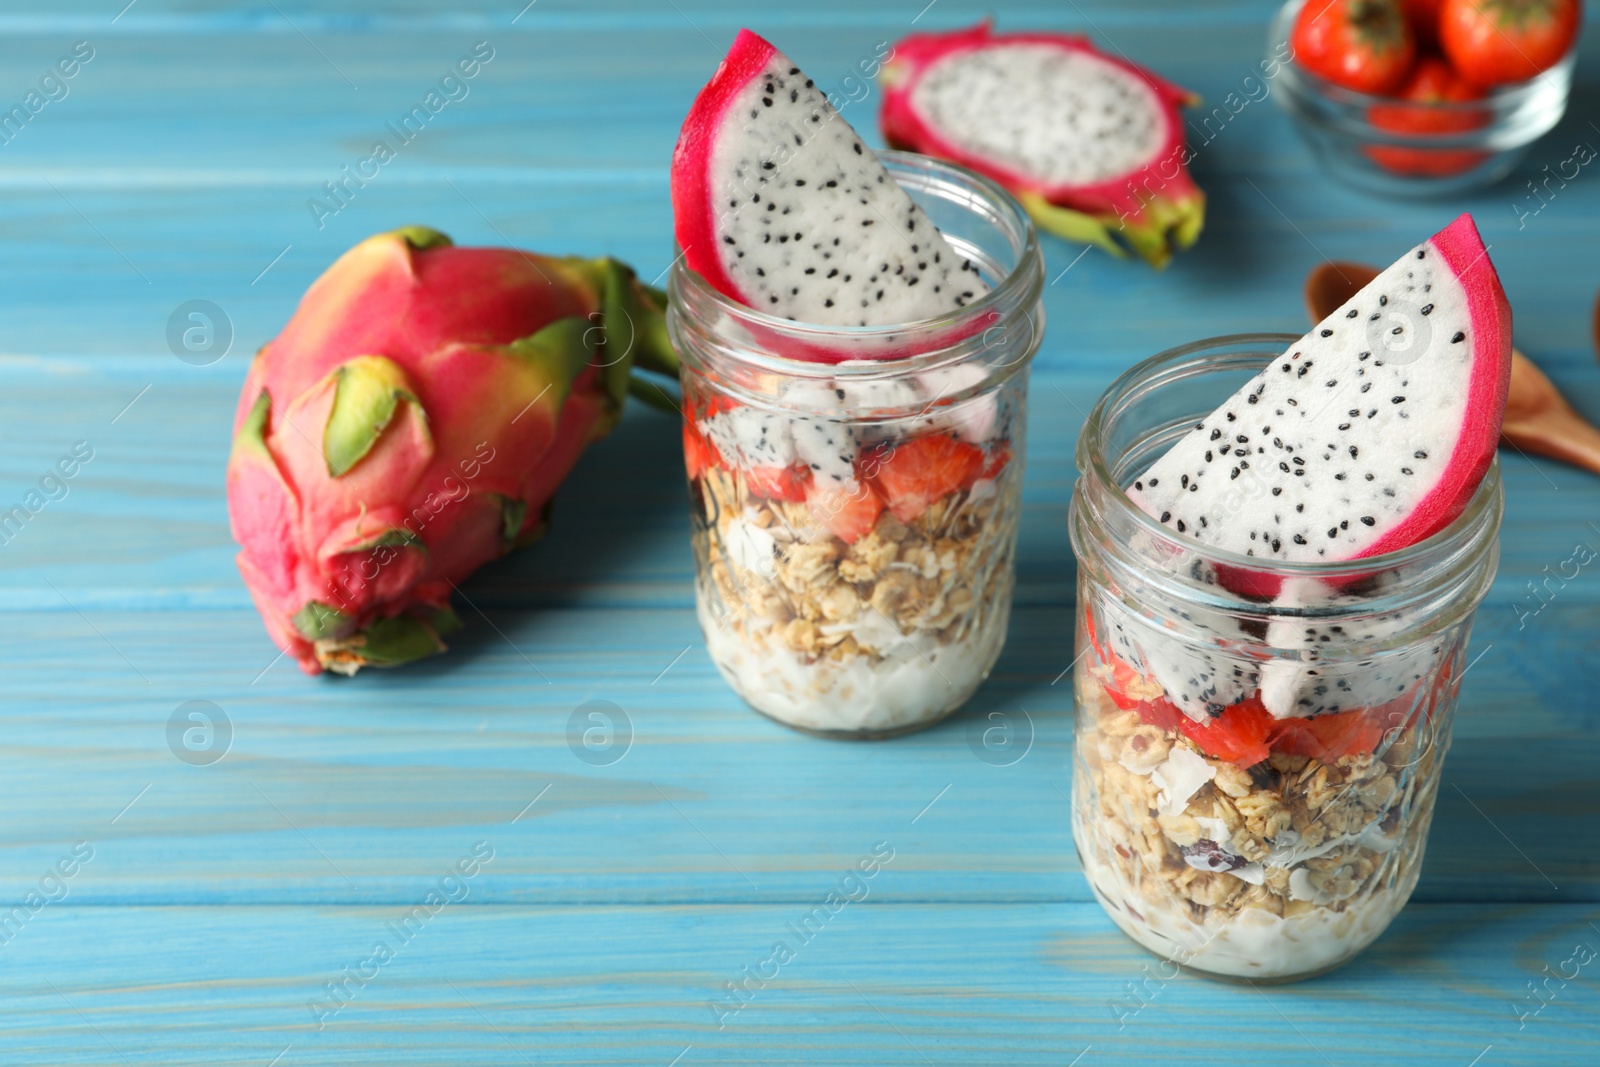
913, 363, 999, 443
671, 29, 988, 327
1103, 569, 1452, 724
700, 405, 796, 469
781, 385, 869, 486
1101, 593, 1260, 720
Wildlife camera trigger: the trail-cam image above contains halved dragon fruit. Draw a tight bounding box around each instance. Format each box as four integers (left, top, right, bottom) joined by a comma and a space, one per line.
880, 22, 1205, 269
1128, 213, 1511, 599
672, 28, 988, 328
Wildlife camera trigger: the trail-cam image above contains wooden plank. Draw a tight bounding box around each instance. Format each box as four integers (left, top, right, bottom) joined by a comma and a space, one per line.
1, 902, 1595, 1064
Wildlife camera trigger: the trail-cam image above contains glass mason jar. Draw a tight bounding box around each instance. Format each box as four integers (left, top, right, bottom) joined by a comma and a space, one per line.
669, 153, 1044, 738
1068, 336, 1502, 982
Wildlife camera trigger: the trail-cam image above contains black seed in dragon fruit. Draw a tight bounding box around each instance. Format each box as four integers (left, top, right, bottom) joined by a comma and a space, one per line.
821, 375, 923, 416
671, 29, 988, 327
789, 417, 858, 485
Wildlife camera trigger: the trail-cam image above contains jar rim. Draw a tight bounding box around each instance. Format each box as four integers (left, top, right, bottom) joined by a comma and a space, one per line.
668, 151, 1045, 382
1074, 332, 1504, 607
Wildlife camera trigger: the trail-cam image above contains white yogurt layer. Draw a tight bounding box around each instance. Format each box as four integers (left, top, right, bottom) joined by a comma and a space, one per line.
698, 594, 1008, 734
1073, 807, 1411, 980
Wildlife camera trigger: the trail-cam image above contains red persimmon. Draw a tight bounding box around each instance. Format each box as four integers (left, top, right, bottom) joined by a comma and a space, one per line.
1293, 0, 1418, 94
1366, 57, 1490, 175
1439, 0, 1580, 88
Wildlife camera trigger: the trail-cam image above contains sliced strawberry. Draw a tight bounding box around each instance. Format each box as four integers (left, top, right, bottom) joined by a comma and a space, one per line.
1082, 610, 1183, 724
1266, 717, 1325, 760
805, 478, 883, 544
745, 463, 810, 502
866, 434, 986, 523
1362, 686, 1432, 746
1304, 707, 1389, 761
1096, 658, 1150, 712
1178, 696, 1274, 767
1082, 604, 1106, 662
1134, 694, 1185, 734
682, 418, 723, 481
1266, 705, 1386, 762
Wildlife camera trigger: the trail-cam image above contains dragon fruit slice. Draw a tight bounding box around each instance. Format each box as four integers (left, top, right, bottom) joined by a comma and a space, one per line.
700, 405, 797, 470
912, 363, 1000, 443
1258, 578, 1445, 719
880, 22, 1205, 269
1101, 595, 1260, 720
1128, 213, 1512, 599
227, 226, 676, 675
1098, 215, 1508, 724
671, 28, 988, 327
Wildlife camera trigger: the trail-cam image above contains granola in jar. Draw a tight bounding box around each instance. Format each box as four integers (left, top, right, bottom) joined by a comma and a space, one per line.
1071, 595, 1456, 980
684, 379, 1023, 736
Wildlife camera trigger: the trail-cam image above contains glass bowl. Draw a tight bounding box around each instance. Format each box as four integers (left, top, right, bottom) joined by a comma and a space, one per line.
1268, 0, 1575, 197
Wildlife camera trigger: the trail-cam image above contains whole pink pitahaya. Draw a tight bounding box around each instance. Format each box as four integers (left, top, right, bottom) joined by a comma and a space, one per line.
227, 226, 675, 675
880, 23, 1206, 269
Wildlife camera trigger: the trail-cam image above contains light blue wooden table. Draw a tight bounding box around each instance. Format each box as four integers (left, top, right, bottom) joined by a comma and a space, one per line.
2, 1, 1597, 1062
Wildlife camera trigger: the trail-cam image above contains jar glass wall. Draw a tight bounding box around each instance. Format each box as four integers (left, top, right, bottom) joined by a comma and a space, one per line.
1068, 335, 1502, 981
670, 153, 1044, 738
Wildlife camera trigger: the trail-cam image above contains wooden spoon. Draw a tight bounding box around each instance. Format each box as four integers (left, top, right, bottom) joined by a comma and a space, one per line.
1305, 260, 1600, 477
